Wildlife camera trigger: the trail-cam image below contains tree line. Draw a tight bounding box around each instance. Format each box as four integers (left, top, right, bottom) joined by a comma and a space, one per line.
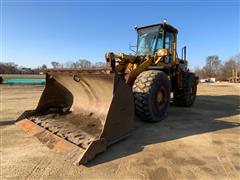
0, 59, 106, 74
51, 59, 106, 69
194, 54, 240, 81
1, 55, 239, 79
0, 62, 48, 74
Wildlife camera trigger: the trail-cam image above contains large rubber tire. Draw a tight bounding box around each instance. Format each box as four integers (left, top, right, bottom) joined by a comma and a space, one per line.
173, 72, 197, 107
132, 70, 170, 122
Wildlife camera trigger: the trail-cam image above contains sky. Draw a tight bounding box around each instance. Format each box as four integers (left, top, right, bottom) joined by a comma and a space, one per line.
1, 0, 239, 69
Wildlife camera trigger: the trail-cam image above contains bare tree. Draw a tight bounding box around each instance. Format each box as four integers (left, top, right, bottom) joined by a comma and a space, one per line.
64, 60, 92, 68
51, 61, 62, 69
203, 55, 221, 78
229, 53, 240, 71
0, 62, 18, 74
94, 61, 106, 68
220, 53, 240, 80
65, 61, 78, 68
41, 64, 47, 69
74, 61, 81, 68
64, 61, 73, 68
78, 59, 91, 68
194, 66, 205, 79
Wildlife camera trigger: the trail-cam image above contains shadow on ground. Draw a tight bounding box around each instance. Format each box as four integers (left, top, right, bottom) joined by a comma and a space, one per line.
87, 95, 240, 166
0, 120, 15, 126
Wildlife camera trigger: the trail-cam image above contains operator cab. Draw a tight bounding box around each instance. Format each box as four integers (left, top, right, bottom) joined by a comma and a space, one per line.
135, 21, 178, 63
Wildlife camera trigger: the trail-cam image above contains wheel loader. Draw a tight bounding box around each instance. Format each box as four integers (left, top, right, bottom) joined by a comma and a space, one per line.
16, 20, 198, 165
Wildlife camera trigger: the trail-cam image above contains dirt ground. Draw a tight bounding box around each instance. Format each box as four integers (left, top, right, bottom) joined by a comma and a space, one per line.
0, 82, 239, 180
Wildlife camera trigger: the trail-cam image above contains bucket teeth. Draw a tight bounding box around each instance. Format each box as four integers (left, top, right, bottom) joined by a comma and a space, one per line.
48, 125, 62, 134
32, 118, 42, 124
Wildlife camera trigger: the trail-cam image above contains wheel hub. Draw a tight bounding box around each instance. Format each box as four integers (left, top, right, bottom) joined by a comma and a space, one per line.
156, 86, 166, 110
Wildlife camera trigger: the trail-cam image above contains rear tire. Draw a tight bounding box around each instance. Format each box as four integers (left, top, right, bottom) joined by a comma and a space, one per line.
173, 72, 197, 107
133, 70, 170, 122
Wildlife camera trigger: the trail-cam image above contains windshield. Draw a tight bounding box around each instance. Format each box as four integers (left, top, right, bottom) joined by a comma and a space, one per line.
136, 26, 163, 56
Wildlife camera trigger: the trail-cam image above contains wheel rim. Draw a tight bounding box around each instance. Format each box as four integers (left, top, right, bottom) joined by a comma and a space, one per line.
156, 86, 167, 110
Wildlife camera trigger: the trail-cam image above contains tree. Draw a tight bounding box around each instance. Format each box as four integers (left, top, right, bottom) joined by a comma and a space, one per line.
78, 59, 91, 68
51, 61, 62, 69
64, 60, 93, 68
94, 61, 106, 68
229, 53, 240, 71
220, 53, 240, 80
41, 64, 47, 69
0, 62, 18, 74
203, 55, 221, 78
194, 66, 205, 79
65, 61, 78, 68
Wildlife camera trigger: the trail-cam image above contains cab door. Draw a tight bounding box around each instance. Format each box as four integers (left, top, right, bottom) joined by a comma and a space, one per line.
164, 31, 174, 63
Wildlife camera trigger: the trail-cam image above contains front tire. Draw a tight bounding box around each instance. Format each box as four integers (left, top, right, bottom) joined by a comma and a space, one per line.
132, 70, 170, 122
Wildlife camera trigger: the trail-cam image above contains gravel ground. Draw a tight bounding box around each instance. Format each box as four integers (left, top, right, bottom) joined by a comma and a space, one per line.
0, 82, 239, 180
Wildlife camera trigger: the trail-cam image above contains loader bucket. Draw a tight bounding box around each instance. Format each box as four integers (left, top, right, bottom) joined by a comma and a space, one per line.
16, 69, 135, 165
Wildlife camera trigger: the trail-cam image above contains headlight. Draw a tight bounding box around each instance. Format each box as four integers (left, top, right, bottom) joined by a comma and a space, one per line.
157, 48, 169, 57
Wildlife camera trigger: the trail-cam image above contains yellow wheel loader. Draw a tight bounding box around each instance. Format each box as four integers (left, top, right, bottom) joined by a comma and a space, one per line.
16, 20, 198, 165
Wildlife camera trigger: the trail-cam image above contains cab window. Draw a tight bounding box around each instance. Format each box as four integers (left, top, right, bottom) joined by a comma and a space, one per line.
165, 32, 174, 54
155, 33, 163, 50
